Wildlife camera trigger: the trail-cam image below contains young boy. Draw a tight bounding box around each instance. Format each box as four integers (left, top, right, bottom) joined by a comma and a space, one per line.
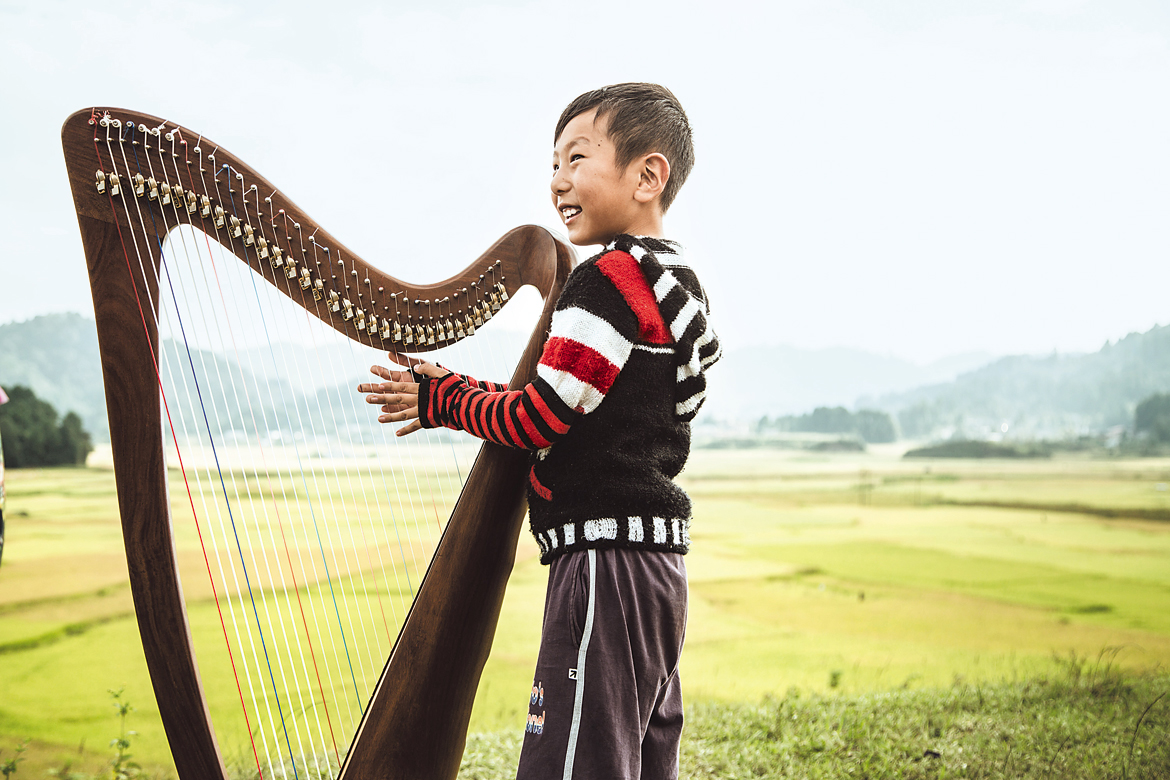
359, 83, 720, 779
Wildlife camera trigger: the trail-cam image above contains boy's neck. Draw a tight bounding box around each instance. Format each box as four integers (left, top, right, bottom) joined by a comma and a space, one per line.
616, 210, 665, 241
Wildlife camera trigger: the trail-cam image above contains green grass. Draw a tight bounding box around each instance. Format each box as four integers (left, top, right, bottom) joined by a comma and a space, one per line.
461, 670, 1170, 779
2, 451, 1170, 777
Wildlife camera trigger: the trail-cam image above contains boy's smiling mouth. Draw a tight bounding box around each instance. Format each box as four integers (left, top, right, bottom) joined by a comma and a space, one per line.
560, 205, 581, 222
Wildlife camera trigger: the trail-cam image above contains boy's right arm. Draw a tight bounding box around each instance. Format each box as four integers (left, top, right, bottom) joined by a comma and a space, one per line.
414, 251, 650, 449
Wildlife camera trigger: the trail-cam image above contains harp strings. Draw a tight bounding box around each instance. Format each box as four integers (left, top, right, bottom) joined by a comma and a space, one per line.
91, 118, 273, 776
123, 125, 308, 776
88, 113, 523, 779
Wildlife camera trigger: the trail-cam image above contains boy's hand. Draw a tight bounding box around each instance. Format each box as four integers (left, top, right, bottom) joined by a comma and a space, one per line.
357, 355, 451, 437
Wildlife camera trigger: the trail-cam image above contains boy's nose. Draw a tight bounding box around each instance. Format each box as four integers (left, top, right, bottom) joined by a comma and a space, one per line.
551, 170, 570, 195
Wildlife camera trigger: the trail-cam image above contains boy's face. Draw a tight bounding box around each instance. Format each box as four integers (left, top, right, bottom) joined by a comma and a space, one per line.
551, 109, 645, 247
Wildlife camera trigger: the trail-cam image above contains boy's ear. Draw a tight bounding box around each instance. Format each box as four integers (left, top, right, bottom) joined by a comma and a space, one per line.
633, 153, 671, 205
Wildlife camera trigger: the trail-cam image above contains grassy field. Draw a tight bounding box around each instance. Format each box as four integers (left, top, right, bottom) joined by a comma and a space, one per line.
1, 448, 1169, 777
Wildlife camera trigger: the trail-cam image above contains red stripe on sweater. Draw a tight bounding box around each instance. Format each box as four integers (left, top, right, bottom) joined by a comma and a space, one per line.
540, 337, 620, 393
529, 466, 552, 501
525, 384, 571, 435
596, 250, 672, 345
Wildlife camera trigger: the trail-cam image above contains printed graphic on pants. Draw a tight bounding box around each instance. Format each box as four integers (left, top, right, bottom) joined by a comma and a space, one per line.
525, 680, 545, 735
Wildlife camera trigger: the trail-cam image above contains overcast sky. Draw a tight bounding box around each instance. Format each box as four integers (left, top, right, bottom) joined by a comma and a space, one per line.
1, 0, 1167, 363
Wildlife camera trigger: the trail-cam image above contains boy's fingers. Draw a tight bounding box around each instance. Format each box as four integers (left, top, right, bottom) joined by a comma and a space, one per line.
357, 380, 418, 395
367, 365, 416, 384
378, 406, 420, 424
411, 361, 451, 379
365, 391, 417, 407
395, 419, 424, 437
385, 351, 418, 368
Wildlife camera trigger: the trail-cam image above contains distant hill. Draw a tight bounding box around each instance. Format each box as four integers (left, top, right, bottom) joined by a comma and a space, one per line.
868, 325, 1170, 439
0, 313, 529, 443
9, 313, 1169, 443
0, 314, 107, 441
702, 344, 994, 420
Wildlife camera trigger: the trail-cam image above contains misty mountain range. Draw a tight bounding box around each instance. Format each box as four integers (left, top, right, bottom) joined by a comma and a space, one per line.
2, 313, 1169, 442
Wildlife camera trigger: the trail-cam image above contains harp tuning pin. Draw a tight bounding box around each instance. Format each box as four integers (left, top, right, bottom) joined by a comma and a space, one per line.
354, 307, 366, 329
367, 313, 379, 335
351, 269, 358, 277
380, 317, 392, 340
108, 173, 121, 196
285, 256, 298, 278
299, 267, 312, 289
257, 237, 270, 259
200, 195, 212, 217
378, 286, 384, 292
173, 183, 184, 200
270, 246, 284, 268
193, 146, 201, 154
425, 325, 436, 345
160, 182, 172, 205
243, 223, 255, 245
328, 289, 341, 311
229, 215, 243, 238
308, 235, 315, 244
365, 278, 371, 285
184, 190, 197, 214
213, 205, 226, 228
133, 173, 145, 197
312, 277, 324, 299
95, 170, 106, 193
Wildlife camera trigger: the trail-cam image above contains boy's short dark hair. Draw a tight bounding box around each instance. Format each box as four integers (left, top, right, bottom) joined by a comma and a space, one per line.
555, 83, 695, 213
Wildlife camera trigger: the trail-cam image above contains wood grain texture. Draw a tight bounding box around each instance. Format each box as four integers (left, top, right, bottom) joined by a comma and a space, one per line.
63, 107, 576, 780
78, 212, 229, 779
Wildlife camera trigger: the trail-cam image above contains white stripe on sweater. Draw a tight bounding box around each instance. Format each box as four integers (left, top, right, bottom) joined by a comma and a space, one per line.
548, 306, 633, 368
670, 295, 702, 341
652, 272, 674, 302
535, 364, 609, 414
676, 391, 707, 416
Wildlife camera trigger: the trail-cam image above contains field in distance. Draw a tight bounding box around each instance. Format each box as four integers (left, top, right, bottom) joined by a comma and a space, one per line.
1, 448, 1169, 776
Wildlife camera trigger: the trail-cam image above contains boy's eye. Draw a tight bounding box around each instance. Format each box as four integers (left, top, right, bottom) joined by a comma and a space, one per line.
570, 154, 584, 163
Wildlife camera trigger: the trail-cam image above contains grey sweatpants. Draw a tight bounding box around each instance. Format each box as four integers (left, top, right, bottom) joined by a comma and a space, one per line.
516, 547, 688, 780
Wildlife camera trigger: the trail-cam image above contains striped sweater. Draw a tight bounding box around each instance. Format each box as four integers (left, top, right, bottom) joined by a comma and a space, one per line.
418, 235, 720, 562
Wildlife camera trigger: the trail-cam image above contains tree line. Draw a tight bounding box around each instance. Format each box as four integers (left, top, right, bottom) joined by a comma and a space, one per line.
755, 406, 897, 444
0, 385, 93, 467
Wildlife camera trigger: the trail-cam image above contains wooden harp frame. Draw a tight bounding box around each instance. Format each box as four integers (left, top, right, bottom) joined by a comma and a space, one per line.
61, 107, 575, 780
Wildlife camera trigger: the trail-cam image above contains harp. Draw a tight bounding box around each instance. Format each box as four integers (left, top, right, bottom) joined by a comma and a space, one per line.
61, 108, 574, 780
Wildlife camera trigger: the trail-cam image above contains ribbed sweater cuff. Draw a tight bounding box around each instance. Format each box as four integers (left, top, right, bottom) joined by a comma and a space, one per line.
417, 373, 465, 429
